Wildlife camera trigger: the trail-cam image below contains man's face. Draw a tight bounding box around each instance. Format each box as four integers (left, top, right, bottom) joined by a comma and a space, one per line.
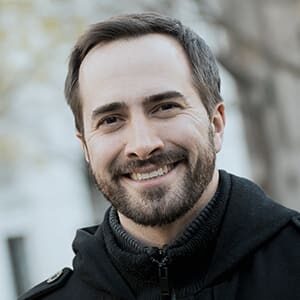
78, 34, 224, 226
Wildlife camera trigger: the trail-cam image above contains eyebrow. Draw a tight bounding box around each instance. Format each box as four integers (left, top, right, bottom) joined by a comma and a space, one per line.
143, 91, 187, 106
92, 101, 127, 120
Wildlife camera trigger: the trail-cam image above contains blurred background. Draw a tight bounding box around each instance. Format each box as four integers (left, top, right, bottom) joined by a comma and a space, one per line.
0, 0, 299, 299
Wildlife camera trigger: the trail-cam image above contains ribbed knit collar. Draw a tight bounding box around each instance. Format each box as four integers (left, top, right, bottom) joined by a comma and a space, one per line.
101, 170, 231, 296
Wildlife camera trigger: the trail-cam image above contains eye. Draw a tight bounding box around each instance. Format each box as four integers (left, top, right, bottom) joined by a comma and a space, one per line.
102, 116, 118, 124
152, 102, 182, 115
158, 103, 179, 111
97, 115, 124, 129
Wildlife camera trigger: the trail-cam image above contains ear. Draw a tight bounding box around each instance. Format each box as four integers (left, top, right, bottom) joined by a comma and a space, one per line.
211, 102, 226, 153
76, 131, 90, 163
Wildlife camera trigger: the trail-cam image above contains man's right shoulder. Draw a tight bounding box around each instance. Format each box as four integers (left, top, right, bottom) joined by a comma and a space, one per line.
18, 268, 73, 300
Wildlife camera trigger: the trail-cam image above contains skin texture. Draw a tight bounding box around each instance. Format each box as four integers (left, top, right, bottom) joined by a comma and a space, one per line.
77, 34, 225, 247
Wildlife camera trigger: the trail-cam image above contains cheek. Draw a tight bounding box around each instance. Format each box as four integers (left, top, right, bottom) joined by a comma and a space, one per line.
87, 136, 123, 170
164, 117, 212, 168
163, 116, 209, 147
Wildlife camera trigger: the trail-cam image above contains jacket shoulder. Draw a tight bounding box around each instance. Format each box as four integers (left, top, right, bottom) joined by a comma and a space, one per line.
18, 268, 73, 300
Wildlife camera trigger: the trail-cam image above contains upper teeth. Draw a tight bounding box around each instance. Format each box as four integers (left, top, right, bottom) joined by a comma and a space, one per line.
131, 165, 170, 181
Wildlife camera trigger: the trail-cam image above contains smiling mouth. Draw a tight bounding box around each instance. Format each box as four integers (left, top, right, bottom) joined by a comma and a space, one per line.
126, 163, 179, 181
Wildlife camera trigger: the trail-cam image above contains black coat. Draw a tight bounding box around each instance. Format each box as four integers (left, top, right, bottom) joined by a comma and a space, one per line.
19, 171, 300, 299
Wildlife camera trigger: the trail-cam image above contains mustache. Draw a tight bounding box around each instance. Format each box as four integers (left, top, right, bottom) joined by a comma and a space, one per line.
110, 148, 188, 177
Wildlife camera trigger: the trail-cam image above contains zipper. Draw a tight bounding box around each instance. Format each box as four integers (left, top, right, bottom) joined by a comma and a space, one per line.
158, 260, 170, 299
150, 248, 172, 300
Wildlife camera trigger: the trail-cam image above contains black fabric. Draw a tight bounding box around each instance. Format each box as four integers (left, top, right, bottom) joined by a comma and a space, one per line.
18, 170, 300, 300
18, 268, 73, 300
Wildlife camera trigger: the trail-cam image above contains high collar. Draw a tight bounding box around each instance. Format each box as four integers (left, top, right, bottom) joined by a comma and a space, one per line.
204, 173, 297, 286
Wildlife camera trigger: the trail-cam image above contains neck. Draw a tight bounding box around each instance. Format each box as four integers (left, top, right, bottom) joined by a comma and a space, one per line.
118, 169, 219, 248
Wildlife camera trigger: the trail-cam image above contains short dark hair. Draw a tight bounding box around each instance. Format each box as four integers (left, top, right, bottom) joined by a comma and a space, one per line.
65, 12, 222, 135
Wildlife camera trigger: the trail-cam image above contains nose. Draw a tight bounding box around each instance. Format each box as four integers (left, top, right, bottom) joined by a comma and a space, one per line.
124, 118, 164, 160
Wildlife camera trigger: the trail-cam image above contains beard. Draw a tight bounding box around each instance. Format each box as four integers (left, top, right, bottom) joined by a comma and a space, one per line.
90, 127, 216, 227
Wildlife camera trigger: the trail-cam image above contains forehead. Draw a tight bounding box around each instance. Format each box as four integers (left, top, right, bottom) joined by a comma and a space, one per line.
79, 34, 195, 109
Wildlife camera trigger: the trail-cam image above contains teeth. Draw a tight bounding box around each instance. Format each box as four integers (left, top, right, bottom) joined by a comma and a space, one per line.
130, 165, 172, 181
131, 173, 138, 181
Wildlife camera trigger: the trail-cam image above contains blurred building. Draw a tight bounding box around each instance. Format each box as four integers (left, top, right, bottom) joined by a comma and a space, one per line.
0, 1, 251, 299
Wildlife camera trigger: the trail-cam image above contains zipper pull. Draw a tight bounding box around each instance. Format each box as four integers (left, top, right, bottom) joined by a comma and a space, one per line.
158, 262, 170, 299
148, 247, 172, 299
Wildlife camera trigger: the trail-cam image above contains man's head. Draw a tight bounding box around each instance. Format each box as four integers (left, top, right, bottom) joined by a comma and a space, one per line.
65, 13, 225, 226
65, 12, 222, 136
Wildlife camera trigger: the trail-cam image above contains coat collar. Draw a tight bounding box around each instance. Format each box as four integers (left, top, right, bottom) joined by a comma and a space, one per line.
72, 225, 136, 298
204, 172, 297, 286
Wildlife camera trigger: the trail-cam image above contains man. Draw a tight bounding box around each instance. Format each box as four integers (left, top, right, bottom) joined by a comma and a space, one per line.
19, 12, 300, 300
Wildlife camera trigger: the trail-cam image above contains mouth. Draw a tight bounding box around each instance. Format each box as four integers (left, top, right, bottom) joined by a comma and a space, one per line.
124, 162, 180, 182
